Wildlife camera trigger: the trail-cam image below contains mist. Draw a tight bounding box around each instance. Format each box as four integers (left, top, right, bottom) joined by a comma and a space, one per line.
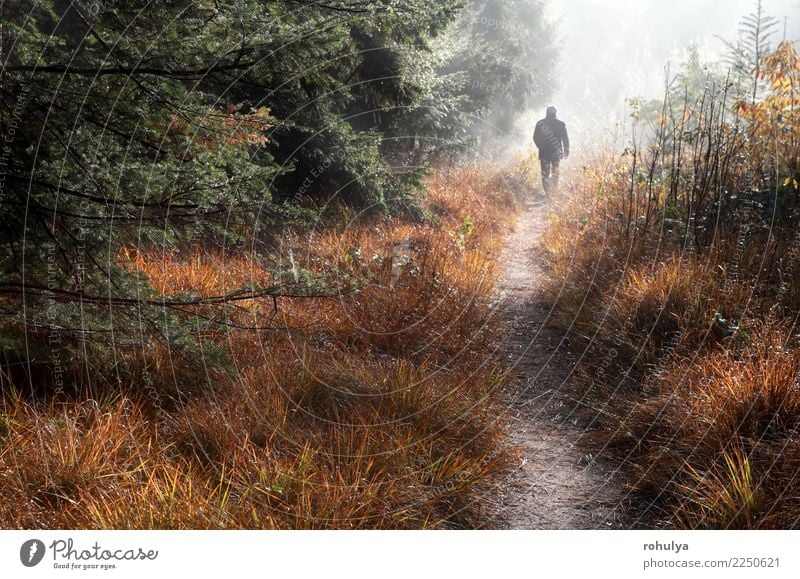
514, 0, 800, 154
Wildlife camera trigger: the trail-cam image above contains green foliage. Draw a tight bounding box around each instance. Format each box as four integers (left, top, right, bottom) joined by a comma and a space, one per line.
463, 0, 559, 136
381, 0, 559, 163
0, 0, 559, 390
450, 215, 476, 249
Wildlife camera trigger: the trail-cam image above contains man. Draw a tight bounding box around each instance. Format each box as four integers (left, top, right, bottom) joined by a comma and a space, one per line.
533, 106, 569, 195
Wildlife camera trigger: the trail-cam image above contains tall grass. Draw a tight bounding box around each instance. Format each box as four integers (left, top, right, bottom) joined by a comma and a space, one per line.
539, 41, 800, 528
0, 165, 526, 529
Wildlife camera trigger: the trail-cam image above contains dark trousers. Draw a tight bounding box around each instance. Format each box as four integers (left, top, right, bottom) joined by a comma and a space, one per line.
540, 158, 560, 194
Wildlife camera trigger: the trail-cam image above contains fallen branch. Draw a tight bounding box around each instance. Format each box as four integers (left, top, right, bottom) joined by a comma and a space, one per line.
0, 281, 357, 308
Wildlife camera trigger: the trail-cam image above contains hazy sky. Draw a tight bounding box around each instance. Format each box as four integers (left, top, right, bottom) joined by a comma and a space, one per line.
540, 0, 800, 142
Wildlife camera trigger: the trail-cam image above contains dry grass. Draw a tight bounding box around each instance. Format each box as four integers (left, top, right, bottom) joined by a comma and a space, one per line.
539, 152, 800, 528
612, 325, 800, 528
540, 42, 800, 521
0, 164, 525, 529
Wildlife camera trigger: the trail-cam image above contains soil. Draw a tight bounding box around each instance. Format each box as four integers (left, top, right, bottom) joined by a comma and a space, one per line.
492, 200, 636, 529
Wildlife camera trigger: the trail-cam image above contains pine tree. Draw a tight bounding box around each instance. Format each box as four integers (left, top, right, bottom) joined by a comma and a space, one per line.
720, 0, 780, 102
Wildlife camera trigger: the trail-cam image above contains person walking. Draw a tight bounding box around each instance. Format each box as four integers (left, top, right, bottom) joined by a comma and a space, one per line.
533, 106, 569, 196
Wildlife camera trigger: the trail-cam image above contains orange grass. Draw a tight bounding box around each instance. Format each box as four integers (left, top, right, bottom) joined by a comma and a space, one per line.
0, 164, 525, 529
539, 153, 800, 528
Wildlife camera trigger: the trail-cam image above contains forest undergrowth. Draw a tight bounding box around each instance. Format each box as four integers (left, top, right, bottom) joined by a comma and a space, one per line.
539, 40, 800, 528
0, 165, 532, 529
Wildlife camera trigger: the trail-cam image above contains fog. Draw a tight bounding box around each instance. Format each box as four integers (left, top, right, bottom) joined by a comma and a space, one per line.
518, 0, 800, 154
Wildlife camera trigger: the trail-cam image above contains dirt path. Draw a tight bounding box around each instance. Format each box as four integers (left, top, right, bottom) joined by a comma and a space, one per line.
493, 200, 632, 529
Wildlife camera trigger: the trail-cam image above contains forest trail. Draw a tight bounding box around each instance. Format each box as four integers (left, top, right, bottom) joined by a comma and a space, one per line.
493, 200, 632, 529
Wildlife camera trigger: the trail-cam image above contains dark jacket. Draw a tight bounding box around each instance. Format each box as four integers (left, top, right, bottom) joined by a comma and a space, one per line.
533, 118, 569, 161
